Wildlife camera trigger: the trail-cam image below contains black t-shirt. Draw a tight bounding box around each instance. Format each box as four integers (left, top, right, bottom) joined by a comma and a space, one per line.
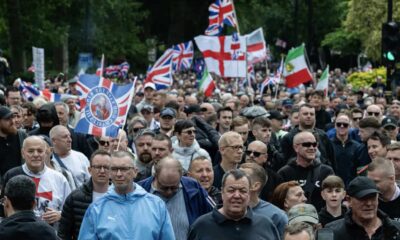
379, 194, 400, 222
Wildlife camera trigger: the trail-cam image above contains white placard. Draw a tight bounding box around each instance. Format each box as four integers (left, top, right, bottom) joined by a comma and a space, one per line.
32, 47, 45, 90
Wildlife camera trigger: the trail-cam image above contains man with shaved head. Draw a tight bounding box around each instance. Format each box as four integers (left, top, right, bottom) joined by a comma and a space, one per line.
1, 136, 71, 225
139, 156, 212, 240
245, 140, 283, 201
278, 131, 334, 210
50, 125, 90, 187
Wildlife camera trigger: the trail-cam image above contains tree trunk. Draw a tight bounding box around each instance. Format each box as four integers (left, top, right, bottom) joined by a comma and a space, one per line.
5, 0, 25, 73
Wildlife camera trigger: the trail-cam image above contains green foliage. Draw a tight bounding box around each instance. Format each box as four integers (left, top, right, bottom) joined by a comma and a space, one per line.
347, 67, 386, 89
322, 28, 361, 55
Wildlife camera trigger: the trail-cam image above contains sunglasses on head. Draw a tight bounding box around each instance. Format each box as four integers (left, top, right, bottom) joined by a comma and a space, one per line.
367, 112, 380, 117
299, 142, 318, 148
245, 150, 265, 158
335, 122, 349, 128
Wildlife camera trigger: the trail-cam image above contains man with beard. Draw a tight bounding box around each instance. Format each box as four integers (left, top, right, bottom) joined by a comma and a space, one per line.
278, 131, 334, 211
0, 106, 27, 178
280, 104, 336, 171
134, 129, 155, 181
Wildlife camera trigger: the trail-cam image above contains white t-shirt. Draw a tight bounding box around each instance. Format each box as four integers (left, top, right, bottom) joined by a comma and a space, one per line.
92, 191, 107, 202
22, 164, 71, 217
59, 150, 90, 187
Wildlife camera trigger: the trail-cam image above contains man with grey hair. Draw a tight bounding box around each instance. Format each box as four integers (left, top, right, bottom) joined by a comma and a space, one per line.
1, 136, 71, 225
50, 125, 90, 187
54, 102, 70, 127
284, 222, 315, 240
213, 131, 244, 189
78, 151, 175, 239
139, 156, 212, 240
61, 95, 80, 128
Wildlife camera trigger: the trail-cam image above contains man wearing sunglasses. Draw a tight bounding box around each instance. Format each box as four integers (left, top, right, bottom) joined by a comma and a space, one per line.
330, 113, 360, 187
245, 140, 283, 201
139, 156, 212, 240
365, 104, 383, 122
278, 131, 334, 211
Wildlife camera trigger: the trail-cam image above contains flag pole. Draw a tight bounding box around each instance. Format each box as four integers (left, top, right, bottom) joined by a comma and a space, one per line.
303, 43, 314, 83
231, 0, 241, 35
100, 54, 105, 80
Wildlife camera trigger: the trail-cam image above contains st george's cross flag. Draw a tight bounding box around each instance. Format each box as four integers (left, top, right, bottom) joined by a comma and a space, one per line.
172, 41, 194, 72
283, 44, 313, 88
75, 74, 134, 137
194, 34, 246, 77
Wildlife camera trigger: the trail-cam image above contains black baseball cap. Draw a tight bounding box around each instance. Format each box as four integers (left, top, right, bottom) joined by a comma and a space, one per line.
160, 107, 176, 118
347, 176, 379, 199
0, 106, 13, 119
268, 110, 283, 120
382, 116, 398, 128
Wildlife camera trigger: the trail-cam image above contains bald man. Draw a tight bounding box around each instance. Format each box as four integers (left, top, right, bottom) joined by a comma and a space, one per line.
278, 131, 334, 211
138, 156, 212, 240
245, 140, 283, 201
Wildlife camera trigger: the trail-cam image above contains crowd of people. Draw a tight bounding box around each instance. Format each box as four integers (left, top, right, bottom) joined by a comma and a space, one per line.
0, 66, 400, 240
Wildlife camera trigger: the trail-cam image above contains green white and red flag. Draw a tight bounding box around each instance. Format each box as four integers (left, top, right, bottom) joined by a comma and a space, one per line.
283, 44, 313, 88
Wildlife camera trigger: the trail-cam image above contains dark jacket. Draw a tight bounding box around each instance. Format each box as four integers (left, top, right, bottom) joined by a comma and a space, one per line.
315, 108, 332, 131
138, 176, 213, 225
0, 129, 26, 181
330, 135, 361, 186
0, 210, 58, 240
28, 103, 60, 137
325, 210, 400, 240
278, 158, 334, 211
58, 179, 94, 240
318, 205, 348, 227
280, 127, 337, 172
191, 116, 221, 164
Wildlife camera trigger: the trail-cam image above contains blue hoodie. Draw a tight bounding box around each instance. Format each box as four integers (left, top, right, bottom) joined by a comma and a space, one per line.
78, 183, 175, 240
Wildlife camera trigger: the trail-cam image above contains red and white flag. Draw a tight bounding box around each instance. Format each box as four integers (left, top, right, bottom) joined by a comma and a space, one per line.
246, 28, 267, 64
194, 34, 247, 78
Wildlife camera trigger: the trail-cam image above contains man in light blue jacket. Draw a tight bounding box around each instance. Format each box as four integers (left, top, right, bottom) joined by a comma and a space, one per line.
78, 151, 175, 240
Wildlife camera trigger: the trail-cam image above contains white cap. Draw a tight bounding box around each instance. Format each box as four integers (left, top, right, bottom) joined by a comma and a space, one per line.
144, 82, 156, 90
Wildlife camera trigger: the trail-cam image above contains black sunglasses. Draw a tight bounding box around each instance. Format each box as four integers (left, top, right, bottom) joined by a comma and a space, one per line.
245, 150, 265, 158
335, 122, 349, 128
353, 117, 362, 121
299, 142, 318, 148
367, 112, 380, 117
98, 140, 110, 146
133, 127, 144, 133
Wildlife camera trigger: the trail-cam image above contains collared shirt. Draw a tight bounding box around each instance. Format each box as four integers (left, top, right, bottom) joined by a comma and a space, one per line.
150, 184, 189, 240
188, 208, 280, 240
391, 184, 400, 201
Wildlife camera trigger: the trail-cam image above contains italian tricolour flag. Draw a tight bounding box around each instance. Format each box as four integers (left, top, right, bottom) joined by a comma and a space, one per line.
316, 65, 329, 96
283, 44, 313, 88
198, 68, 215, 97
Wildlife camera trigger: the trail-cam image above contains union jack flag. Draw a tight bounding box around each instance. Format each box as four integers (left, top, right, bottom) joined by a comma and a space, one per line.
145, 48, 173, 90
172, 41, 194, 72
17, 79, 40, 101
75, 74, 134, 137
246, 64, 255, 87
205, 0, 238, 36
104, 61, 130, 79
